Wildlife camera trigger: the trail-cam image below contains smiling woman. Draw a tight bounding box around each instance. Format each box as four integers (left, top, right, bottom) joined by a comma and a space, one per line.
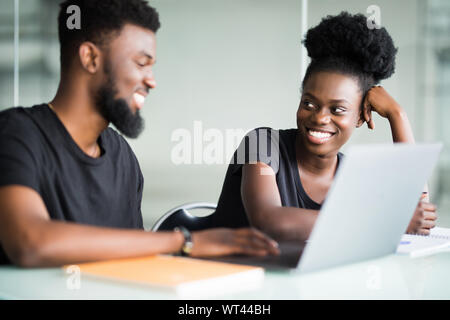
210, 11, 437, 240
297, 72, 363, 154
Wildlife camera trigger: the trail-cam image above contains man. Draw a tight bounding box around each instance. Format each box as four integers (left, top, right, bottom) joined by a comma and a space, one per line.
0, 0, 279, 267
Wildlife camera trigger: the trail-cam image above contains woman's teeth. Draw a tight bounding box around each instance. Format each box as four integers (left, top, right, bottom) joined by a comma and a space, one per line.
308, 130, 333, 139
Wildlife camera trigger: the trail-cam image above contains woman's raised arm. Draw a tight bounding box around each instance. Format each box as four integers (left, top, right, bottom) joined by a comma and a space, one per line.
362, 85, 415, 143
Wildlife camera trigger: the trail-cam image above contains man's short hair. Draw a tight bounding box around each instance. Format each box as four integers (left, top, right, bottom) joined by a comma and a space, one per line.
58, 0, 160, 71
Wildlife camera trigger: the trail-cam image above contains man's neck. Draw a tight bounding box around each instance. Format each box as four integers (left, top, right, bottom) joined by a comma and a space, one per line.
49, 83, 108, 157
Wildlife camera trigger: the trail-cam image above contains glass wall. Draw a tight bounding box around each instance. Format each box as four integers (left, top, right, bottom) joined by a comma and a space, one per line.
0, 0, 16, 109
0, 1, 59, 110
422, 0, 450, 220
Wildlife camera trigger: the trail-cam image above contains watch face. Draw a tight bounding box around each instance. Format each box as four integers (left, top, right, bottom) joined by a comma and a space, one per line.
183, 241, 193, 255
175, 226, 193, 255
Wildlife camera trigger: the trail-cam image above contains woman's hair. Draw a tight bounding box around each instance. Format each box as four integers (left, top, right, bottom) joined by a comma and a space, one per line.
302, 11, 397, 97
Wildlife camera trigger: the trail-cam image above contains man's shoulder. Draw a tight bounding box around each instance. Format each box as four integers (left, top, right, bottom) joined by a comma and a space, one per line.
0, 105, 49, 174
0, 105, 46, 139
0, 106, 30, 130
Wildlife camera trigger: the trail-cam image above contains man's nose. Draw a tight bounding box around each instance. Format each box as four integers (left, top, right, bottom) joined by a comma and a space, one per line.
144, 71, 156, 89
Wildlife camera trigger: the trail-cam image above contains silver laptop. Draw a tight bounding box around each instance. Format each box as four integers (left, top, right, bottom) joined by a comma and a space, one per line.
209, 143, 442, 273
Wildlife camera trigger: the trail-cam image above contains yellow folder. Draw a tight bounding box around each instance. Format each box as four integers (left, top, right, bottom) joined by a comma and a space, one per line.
65, 255, 264, 297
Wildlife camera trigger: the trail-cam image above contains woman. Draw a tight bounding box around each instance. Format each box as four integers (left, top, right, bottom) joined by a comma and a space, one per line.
210, 12, 437, 241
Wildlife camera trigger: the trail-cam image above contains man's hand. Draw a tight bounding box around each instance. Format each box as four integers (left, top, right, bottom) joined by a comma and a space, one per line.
190, 228, 280, 258
406, 200, 437, 235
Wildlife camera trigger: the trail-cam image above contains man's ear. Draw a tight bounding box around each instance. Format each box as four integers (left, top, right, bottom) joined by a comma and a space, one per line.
78, 42, 102, 74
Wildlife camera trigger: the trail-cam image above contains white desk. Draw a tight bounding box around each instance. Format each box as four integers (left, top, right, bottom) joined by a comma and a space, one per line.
1, 253, 450, 299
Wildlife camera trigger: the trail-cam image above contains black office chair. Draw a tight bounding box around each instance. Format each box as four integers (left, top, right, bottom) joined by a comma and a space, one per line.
151, 202, 217, 231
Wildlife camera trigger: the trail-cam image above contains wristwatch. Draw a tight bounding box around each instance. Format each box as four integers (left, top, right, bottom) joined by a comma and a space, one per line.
174, 226, 193, 256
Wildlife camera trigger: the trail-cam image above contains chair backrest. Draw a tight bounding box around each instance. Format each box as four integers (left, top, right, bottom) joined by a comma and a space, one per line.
151, 202, 217, 231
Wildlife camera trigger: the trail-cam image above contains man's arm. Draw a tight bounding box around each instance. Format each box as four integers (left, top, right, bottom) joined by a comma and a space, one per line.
241, 162, 318, 242
0, 185, 278, 267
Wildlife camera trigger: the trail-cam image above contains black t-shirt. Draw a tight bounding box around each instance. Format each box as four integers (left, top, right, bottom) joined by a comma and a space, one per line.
0, 104, 144, 264
210, 127, 343, 228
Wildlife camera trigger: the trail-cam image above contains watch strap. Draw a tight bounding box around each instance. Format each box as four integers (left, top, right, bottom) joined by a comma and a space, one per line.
174, 226, 193, 256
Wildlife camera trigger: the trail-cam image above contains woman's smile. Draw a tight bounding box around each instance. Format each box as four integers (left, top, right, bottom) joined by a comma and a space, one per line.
305, 127, 337, 144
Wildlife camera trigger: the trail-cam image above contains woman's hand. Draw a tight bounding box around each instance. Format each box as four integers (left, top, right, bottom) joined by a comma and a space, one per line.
190, 228, 280, 258
362, 85, 415, 143
406, 199, 438, 235
363, 85, 403, 129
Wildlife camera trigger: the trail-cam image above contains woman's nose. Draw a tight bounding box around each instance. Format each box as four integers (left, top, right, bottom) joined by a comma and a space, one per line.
312, 108, 331, 124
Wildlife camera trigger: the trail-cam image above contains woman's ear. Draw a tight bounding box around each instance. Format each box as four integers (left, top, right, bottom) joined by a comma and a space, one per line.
356, 110, 365, 128
78, 42, 102, 74
357, 94, 374, 129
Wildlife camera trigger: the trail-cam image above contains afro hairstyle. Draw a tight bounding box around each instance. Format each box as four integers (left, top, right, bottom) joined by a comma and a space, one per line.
302, 11, 398, 95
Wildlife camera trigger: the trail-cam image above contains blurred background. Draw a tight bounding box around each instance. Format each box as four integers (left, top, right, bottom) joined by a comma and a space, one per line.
1, 0, 449, 229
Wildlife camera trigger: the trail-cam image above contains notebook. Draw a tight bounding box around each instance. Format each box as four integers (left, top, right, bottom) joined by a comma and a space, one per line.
65, 255, 264, 297
396, 227, 450, 258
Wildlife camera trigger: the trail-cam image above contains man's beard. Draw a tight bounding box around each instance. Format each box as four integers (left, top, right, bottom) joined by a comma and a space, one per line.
95, 63, 145, 139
